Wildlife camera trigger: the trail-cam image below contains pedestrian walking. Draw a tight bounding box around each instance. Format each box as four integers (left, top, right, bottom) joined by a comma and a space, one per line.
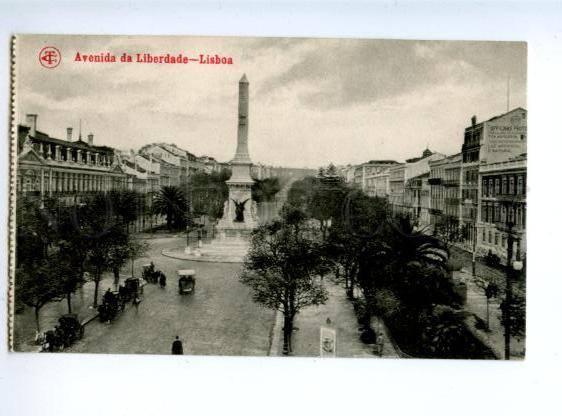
171, 335, 183, 355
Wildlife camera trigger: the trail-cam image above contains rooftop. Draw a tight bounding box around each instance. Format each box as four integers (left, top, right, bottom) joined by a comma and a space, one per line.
18, 125, 114, 154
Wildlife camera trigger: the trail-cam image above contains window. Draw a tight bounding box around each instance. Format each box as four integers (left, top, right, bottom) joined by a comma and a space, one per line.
482, 205, 487, 222
483, 179, 488, 196
517, 175, 523, 195
502, 235, 507, 248
488, 231, 493, 243
502, 177, 507, 195
509, 176, 515, 195
483, 229, 487, 242
495, 178, 500, 195
495, 233, 499, 245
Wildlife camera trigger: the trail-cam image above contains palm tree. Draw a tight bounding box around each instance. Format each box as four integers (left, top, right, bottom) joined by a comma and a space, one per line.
388, 214, 449, 267
375, 214, 452, 311
152, 186, 188, 230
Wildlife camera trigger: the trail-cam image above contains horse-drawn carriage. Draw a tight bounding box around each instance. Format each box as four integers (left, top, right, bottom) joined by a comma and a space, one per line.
142, 262, 166, 286
99, 289, 125, 322
178, 270, 196, 294
42, 314, 84, 352
99, 277, 145, 322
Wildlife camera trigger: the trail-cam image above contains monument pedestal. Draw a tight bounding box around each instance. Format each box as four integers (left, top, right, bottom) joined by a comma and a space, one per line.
216, 181, 258, 239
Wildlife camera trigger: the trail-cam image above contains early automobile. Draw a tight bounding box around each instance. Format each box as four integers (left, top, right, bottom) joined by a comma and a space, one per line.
178, 269, 196, 294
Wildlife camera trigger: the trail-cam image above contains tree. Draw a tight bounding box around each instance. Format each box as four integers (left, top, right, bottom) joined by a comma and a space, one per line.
433, 215, 460, 247
190, 170, 230, 220
500, 292, 526, 340
252, 177, 281, 203
152, 186, 188, 230
84, 225, 123, 307
287, 175, 348, 240
109, 190, 141, 233
15, 196, 59, 268
326, 190, 390, 299
15, 258, 66, 334
107, 235, 147, 287
56, 242, 86, 314
484, 282, 499, 330
240, 206, 328, 354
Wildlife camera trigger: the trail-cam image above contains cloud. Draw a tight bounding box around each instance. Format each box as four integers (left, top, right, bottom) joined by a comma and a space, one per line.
260, 39, 526, 110
16, 35, 526, 168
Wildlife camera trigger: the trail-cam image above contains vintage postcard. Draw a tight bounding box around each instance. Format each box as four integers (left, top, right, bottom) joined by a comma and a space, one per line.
8, 35, 526, 359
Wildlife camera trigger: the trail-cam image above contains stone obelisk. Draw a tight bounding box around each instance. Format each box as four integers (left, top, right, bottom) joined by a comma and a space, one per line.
216, 74, 258, 238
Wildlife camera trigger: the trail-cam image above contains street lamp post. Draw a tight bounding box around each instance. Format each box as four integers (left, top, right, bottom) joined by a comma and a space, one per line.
503, 219, 523, 360
472, 221, 477, 277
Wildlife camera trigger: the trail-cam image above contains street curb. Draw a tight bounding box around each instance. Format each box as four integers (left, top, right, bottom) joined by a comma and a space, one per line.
135, 234, 184, 240
161, 249, 244, 264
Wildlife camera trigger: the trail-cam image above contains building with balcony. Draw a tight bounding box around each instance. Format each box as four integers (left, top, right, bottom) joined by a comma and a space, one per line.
477, 154, 526, 263
405, 172, 431, 227
16, 115, 127, 206
429, 153, 461, 234
388, 164, 406, 214
459, 108, 527, 250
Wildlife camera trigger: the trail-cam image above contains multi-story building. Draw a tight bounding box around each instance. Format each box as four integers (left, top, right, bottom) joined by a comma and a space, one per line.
372, 170, 391, 198
140, 144, 182, 187
16, 114, 127, 206
429, 153, 462, 234
121, 159, 150, 193
477, 154, 526, 263
405, 172, 431, 227
198, 155, 222, 174
402, 150, 446, 225
353, 160, 399, 195
388, 164, 406, 214
133, 153, 160, 192
339, 165, 356, 184
459, 108, 527, 249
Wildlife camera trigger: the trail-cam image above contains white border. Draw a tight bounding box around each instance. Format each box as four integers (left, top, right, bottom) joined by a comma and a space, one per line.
1, 1, 561, 415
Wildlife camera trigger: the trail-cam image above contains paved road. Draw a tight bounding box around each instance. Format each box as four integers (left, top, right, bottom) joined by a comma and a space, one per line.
18, 236, 276, 356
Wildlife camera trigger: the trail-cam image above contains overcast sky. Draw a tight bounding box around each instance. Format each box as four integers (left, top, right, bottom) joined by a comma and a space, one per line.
17, 35, 526, 168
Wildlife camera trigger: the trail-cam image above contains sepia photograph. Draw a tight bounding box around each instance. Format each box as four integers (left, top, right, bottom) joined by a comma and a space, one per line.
10, 34, 527, 360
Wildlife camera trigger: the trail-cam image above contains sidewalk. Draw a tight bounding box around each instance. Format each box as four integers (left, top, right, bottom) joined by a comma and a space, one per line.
13, 274, 115, 352
271, 277, 399, 358
457, 269, 525, 359
449, 246, 525, 359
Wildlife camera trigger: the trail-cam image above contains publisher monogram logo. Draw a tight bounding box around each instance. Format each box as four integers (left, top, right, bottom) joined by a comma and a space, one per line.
39, 46, 61, 69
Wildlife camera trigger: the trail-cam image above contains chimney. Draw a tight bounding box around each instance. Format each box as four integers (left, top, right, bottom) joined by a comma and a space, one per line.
471, 115, 477, 126
87, 133, 94, 146
66, 127, 73, 141
26, 114, 38, 137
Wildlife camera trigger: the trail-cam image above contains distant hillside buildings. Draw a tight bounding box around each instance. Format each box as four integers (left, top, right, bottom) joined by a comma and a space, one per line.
16, 113, 313, 207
